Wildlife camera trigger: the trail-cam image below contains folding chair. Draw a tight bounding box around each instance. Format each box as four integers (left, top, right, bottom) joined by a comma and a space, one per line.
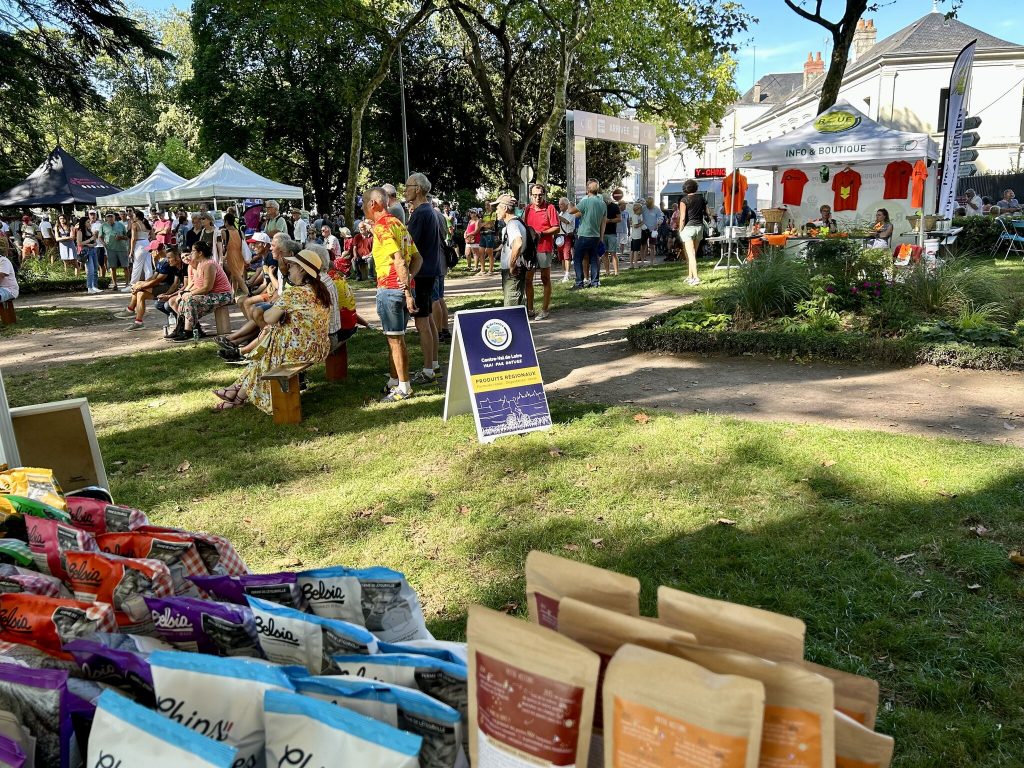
995, 217, 1024, 259
1010, 220, 1024, 260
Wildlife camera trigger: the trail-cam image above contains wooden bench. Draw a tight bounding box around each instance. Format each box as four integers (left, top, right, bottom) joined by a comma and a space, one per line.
0, 301, 15, 325
260, 345, 349, 424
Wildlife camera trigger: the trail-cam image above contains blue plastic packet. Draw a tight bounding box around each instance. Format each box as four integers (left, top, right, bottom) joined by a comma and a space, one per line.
247, 595, 377, 673
89, 689, 238, 768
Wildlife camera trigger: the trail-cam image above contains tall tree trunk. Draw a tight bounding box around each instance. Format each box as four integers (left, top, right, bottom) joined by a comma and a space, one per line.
343, 0, 435, 224
535, 43, 568, 186
817, 22, 860, 113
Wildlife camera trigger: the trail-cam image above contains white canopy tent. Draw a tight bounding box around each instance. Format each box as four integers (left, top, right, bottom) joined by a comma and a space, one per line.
733, 102, 940, 237
94, 163, 187, 208
156, 153, 303, 205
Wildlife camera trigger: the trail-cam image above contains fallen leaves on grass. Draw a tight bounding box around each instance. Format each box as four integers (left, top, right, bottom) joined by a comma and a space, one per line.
548, 448, 563, 458
895, 553, 915, 563
633, 413, 650, 425
590, 538, 605, 549
937, 491, 958, 499
1009, 551, 1024, 568
380, 515, 399, 525
967, 523, 990, 537
176, 460, 191, 473
967, 583, 982, 592
821, 460, 837, 468
563, 543, 580, 552
500, 602, 518, 614
716, 518, 737, 526
457, 505, 471, 516
273, 557, 302, 569
909, 590, 925, 600
1003, 422, 1017, 431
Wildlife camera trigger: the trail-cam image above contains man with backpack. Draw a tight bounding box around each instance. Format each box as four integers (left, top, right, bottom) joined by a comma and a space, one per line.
523, 183, 559, 320
496, 194, 527, 307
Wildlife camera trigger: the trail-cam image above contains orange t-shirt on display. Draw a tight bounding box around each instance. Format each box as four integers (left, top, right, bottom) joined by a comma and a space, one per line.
882, 160, 913, 199
722, 171, 748, 215
780, 169, 809, 206
831, 168, 861, 212
911, 159, 928, 209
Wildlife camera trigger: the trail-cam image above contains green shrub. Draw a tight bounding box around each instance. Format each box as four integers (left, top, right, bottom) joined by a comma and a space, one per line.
950, 216, 1003, 255
729, 249, 810, 319
898, 259, 1004, 316
663, 310, 731, 332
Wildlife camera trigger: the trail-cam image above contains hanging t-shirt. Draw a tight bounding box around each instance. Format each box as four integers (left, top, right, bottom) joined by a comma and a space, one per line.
911, 160, 928, 209
780, 169, 809, 206
721, 171, 748, 215
882, 161, 913, 200
831, 168, 861, 212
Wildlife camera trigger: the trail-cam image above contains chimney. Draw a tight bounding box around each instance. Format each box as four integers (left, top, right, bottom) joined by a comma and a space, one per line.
852, 18, 877, 62
752, 83, 762, 103
803, 52, 825, 87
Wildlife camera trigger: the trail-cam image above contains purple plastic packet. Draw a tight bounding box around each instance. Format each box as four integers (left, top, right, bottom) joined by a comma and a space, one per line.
0, 662, 77, 768
0, 565, 67, 598
0, 734, 26, 768
143, 596, 262, 657
190, 572, 307, 611
65, 637, 157, 707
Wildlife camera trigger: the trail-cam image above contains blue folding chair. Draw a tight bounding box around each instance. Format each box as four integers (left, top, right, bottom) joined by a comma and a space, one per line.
995, 217, 1024, 259
1010, 220, 1024, 260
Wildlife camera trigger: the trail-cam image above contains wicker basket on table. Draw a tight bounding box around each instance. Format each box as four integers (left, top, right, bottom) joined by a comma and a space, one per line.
761, 208, 786, 225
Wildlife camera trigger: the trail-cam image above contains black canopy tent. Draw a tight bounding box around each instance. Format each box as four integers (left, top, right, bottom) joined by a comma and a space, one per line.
0, 146, 121, 208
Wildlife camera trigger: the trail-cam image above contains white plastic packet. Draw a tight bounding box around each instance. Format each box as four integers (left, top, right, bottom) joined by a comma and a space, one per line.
89, 689, 237, 768
298, 566, 431, 642
149, 650, 293, 768
264, 690, 421, 768
246, 596, 377, 673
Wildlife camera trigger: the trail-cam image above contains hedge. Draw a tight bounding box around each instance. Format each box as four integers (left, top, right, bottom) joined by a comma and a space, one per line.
627, 311, 1024, 371
18, 277, 112, 296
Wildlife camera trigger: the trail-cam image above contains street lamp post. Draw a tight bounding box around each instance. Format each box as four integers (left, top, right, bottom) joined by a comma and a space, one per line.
398, 43, 411, 181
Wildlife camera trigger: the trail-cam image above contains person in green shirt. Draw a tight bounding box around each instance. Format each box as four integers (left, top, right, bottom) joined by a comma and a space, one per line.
101, 213, 130, 290
567, 180, 607, 289
262, 200, 289, 238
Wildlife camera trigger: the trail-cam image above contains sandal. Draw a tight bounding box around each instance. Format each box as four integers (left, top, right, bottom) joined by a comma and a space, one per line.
213, 385, 242, 402
212, 398, 246, 411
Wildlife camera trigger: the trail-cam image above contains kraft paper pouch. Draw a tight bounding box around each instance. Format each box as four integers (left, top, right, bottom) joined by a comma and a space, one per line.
0, 734, 25, 768
468, 604, 600, 768
666, 638, 836, 768
150, 651, 293, 768
144, 596, 262, 657
0, 565, 68, 598
298, 566, 431, 642
525, 551, 640, 630
0, 663, 77, 768
603, 644, 765, 768
0, 469, 66, 512
264, 690, 421, 768
96, 531, 207, 597
190, 572, 307, 611
658, 585, 806, 663
90, 689, 237, 768
834, 711, 894, 768
291, 674, 465, 768
0, 594, 116, 660
63, 497, 147, 535
24, 516, 96, 581
247, 595, 376, 673
802, 660, 880, 730
65, 550, 173, 633
555, 597, 697, 729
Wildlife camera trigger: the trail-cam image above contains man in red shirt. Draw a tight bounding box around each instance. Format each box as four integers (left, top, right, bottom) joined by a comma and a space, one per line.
523, 183, 559, 321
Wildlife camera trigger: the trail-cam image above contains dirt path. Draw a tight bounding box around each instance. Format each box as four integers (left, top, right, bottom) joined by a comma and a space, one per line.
6, 281, 1023, 447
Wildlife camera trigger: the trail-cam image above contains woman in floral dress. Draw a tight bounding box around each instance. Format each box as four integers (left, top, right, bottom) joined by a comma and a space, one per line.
213, 248, 331, 413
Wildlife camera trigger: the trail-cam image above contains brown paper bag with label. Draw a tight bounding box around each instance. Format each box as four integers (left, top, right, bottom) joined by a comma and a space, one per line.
468, 604, 601, 768
666, 638, 836, 768
802, 661, 880, 730
658, 585, 806, 663
834, 710, 894, 768
525, 551, 640, 630
603, 644, 766, 768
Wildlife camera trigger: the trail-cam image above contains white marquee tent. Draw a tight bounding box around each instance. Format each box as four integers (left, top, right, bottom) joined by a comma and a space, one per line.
733, 102, 940, 235
94, 163, 187, 207
156, 153, 303, 204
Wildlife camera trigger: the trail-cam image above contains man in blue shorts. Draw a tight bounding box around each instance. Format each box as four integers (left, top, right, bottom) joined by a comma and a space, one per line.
567, 180, 607, 289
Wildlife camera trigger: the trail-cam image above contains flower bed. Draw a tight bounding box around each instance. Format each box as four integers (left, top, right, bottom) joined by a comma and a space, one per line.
627, 250, 1024, 371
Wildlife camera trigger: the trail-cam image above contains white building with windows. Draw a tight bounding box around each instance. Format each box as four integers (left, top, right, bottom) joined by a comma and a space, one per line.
658, 10, 1024, 209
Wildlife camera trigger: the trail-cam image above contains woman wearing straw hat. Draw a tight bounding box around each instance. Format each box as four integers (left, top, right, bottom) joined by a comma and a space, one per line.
213, 247, 331, 412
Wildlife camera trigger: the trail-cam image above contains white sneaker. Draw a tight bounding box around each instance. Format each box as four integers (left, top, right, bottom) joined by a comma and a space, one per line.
120, 286, 132, 293
561, 274, 571, 283
535, 311, 549, 321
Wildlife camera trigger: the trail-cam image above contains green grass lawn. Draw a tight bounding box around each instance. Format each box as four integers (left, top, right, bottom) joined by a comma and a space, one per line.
0, 305, 114, 336
6, 315, 1024, 766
